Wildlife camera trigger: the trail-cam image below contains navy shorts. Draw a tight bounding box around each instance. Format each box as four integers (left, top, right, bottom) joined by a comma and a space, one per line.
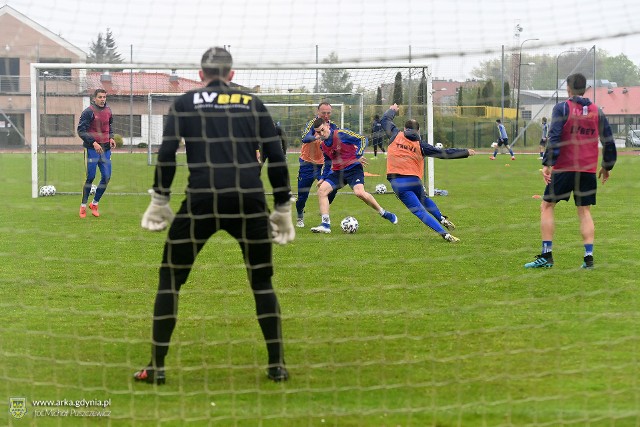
497, 138, 509, 147
325, 163, 365, 190
543, 171, 597, 206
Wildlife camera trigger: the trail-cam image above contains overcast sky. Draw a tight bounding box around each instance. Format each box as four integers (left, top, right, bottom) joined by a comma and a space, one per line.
4, 0, 640, 80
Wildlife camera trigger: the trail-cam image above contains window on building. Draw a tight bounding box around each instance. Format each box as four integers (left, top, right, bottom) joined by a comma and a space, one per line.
0, 57, 20, 93
40, 114, 75, 137
40, 58, 72, 81
113, 115, 142, 137
522, 110, 532, 120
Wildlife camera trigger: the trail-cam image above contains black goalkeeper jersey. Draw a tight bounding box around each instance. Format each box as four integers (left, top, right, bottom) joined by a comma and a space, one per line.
154, 80, 291, 205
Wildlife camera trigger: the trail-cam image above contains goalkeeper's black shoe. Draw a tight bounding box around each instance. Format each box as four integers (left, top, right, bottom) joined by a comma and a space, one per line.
133, 367, 166, 385
266, 366, 289, 383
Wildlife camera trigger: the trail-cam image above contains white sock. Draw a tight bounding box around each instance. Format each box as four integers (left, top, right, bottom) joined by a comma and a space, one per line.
321, 214, 330, 224
378, 208, 385, 215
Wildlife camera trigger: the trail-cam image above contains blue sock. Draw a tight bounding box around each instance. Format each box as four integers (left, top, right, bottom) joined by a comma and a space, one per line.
542, 241, 552, 254
584, 244, 593, 257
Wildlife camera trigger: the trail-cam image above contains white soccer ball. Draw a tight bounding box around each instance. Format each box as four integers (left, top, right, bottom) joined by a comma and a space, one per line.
90, 184, 98, 195
38, 185, 56, 197
375, 183, 387, 194
491, 142, 498, 148
435, 142, 443, 149
340, 216, 359, 234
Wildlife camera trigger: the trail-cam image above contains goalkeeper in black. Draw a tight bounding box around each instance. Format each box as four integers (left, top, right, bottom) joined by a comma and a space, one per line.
134, 47, 295, 384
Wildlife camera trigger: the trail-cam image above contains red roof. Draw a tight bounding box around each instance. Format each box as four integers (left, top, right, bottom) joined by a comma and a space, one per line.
86, 71, 202, 96
585, 86, 640, 115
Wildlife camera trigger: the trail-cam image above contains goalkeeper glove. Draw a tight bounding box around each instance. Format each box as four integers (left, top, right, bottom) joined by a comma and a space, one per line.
141, 190, 174, 231
269, 201, 295, 245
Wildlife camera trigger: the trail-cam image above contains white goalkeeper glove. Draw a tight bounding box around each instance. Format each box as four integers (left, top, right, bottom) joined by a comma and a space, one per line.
269, 201, 295, 245
141, 190, 174, 231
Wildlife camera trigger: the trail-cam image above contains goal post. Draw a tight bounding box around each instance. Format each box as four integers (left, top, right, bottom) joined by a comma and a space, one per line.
29, 62, 433, 197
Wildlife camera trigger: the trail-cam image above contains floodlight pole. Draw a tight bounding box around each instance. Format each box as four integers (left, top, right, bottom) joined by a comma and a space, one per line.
556, 49, 578, 104
514, 38, 539, 141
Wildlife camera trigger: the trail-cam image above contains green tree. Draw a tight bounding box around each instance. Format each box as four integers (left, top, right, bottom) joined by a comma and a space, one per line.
480, 79, 495, 106
502, 81, 511, 108
104, 28, 123, 64
600, 53, 640, 86
472, 48, 640, 91
319, 52, 353, 93
87, 32, 107, 64
376, 86, 382, 106
393, 72, 403, 104
88, 28, 124, 71
457, 85, 463, 106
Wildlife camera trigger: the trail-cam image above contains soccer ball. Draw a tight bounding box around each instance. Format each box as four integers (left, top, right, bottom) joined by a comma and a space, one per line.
491, 142, 498, 148
38, 185, 56, 197
435, 142, 443, 149
375, 183, 387, 194
90, 184, 98, 195
340, 216, 359, 234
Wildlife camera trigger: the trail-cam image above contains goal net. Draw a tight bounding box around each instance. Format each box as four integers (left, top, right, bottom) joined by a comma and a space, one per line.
29, 62, 434, 197
8, 17, 637, 425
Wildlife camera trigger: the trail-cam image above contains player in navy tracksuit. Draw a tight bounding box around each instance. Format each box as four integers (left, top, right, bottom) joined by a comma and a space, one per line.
77, 89, 115, 218
371, 115, 386, 157
381, 104, 474, 242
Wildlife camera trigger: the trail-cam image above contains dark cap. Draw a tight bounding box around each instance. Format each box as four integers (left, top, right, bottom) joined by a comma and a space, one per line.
201, 47, 232, 76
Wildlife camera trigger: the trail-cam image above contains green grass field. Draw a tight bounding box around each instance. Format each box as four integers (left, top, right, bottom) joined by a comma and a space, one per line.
1, 150, 640, 426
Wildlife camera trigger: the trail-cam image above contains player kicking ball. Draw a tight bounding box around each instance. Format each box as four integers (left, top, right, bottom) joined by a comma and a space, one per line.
309, 117, 398, 233
381, 103, 475, 242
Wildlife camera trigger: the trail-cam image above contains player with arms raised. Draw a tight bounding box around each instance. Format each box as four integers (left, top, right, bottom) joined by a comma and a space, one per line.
381, 103, 475, 242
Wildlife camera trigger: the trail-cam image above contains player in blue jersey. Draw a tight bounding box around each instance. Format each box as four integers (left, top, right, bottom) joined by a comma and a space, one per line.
309, 117, 398, 233
490, 119, 515, 160
295, 103, 337, 228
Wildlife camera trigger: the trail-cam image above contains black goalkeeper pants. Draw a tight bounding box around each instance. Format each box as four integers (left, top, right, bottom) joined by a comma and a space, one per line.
150, 194, 285, 369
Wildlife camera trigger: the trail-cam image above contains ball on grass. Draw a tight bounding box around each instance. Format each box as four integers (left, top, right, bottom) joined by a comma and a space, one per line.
375, 184, 387, 194
38, 185, 56, 197
340, 216, 359, 234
